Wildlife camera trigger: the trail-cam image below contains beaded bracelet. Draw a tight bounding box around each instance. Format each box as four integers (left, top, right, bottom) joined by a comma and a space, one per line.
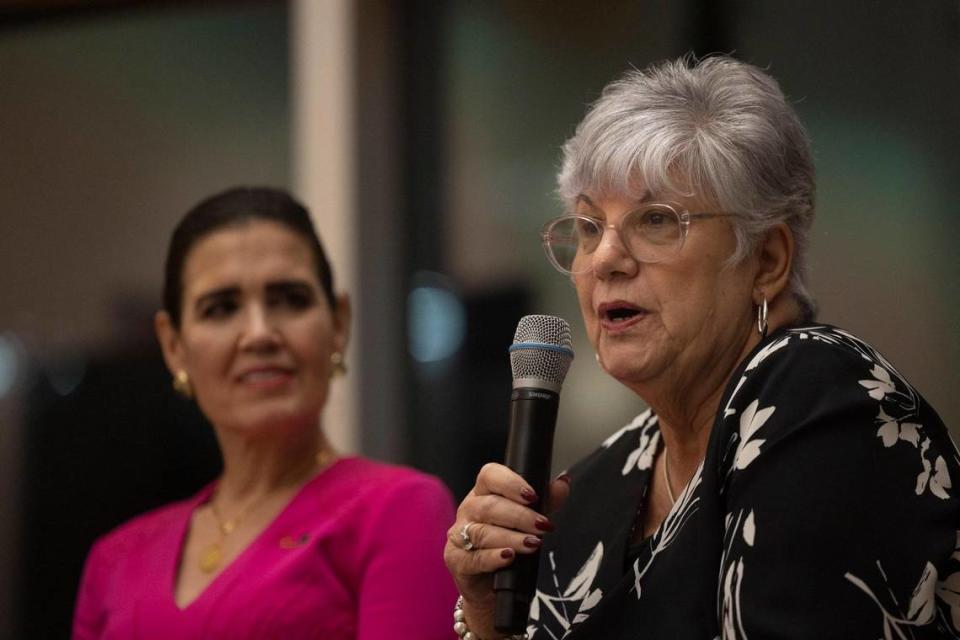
453, 596, 528, 640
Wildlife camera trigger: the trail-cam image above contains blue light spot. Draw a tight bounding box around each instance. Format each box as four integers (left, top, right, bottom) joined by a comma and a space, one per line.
407, 277, 466, 364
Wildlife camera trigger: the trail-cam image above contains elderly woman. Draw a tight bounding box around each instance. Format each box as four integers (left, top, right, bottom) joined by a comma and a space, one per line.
73, 187, 457, 639
445, 56, 960, 639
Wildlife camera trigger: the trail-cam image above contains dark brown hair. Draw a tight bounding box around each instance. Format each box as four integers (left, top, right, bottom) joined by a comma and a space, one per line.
162, 187, 336, 327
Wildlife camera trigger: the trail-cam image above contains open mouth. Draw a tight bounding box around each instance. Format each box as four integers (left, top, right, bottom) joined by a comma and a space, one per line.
598, 302, 647, 329
606, 307, 641, 322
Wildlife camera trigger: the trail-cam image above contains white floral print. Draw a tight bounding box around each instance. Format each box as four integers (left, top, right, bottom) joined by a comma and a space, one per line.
877, 408, 921, 447
935, 533, 960, 632
529, 543, 604, 638
619, 413, 660, 476
846, 561, 942, 639
917, 440, 952, 500
723, 336, 791, 418
732, 400, 775, 470
720, 509, 755, 640
527, 326, 958, 639
631, 462, 704, 599
602, 409, 653, 449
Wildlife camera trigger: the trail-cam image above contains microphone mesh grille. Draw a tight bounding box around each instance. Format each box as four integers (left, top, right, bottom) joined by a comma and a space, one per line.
510, 315, 574, 386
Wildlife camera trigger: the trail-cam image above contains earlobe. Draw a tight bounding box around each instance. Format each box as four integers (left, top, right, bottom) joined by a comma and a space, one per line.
332, 293, 352, 353
753, 223, 794, 303
154, 311, 185, 376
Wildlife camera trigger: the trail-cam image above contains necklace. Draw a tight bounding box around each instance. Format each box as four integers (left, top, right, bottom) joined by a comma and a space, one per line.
198, 448, 336, 574
662, 451, 677, 506
199, 494, 269, 574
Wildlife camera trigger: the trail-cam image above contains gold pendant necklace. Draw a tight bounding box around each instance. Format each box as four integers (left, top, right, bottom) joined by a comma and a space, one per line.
197, 448, 337, 574
199, 497, 262, 574
199, 541, 224, 574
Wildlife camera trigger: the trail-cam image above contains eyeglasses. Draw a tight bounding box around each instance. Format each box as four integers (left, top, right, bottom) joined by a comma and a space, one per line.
540, 203, 738, 275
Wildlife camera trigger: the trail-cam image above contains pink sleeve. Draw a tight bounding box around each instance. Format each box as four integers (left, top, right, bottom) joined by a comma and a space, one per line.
72, 538, 108, 640
355, 474, 459, 640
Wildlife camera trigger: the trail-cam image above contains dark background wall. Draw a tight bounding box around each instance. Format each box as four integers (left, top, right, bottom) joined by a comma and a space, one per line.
437, 0, 960, 471
0, 5, 289, 638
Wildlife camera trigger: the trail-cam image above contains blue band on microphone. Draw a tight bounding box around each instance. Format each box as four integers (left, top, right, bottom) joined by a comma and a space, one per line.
508, 342, 575, 359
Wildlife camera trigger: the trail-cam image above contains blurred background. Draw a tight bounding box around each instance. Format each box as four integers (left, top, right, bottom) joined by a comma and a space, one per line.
1, 0, 958, 637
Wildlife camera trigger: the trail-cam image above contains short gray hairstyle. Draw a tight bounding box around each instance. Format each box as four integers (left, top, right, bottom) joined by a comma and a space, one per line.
557, 55, 817, 322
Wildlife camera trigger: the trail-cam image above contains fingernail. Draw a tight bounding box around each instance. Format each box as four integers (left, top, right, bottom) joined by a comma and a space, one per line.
520, 486, 538, 503
534, 516, 554, 532
523, 536, 542, 548
500, 548, 515, 559
556, 472, 572, 485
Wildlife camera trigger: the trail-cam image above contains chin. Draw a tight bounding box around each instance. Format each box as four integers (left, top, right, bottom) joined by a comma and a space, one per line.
230, 402, 319, 436
599, 345, 661, 387
600, 355, 645, 384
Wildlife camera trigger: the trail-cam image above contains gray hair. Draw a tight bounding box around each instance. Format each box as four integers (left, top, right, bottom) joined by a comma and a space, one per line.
557, 55, 818, 322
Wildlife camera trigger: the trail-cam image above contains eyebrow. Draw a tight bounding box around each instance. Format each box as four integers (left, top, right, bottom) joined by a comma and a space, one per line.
194, 286, 239, 311
575, 190, 654, 212
575, 194, 598, 211
264, 280, 316, 296
193, 280, 316, 309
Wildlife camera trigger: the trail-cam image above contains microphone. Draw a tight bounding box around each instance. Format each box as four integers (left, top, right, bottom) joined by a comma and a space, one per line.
493, 315, 574, 634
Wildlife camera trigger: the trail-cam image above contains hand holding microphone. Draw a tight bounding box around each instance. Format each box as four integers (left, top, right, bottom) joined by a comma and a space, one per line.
443, 315, 574, 638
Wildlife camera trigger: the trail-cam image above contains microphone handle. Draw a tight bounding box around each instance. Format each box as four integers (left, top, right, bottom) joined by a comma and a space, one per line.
493, 387, 559, 634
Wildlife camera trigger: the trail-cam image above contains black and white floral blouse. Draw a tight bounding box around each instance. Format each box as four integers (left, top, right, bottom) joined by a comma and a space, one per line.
529, 325, 960, 639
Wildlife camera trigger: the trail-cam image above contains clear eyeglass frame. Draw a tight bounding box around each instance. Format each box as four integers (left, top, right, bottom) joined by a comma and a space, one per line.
539, 202, 739, 275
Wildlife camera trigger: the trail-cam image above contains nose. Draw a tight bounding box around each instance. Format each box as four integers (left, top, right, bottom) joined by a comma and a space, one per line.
590, 224, 639, 280
238, 304, 280, 352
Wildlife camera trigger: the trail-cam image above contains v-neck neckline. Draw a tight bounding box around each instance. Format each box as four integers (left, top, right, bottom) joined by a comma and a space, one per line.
168, 457, 347, 611
624, 428, 663, 562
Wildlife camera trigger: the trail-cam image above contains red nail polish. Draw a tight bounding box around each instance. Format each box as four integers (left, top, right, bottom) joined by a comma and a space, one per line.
520, 487, 538, 503
535, 517, 554, 532
523, 536, 542, 548
500, 548, 515, 559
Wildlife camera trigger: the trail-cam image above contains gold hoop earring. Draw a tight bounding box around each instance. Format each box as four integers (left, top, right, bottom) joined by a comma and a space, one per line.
330, 352, 347, 378
172, 370, 193, 398
756, 297, 769, 338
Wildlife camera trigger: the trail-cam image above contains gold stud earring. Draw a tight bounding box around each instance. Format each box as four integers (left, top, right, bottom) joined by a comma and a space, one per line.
172, 370, 193, 398
330, 352, 347, 378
